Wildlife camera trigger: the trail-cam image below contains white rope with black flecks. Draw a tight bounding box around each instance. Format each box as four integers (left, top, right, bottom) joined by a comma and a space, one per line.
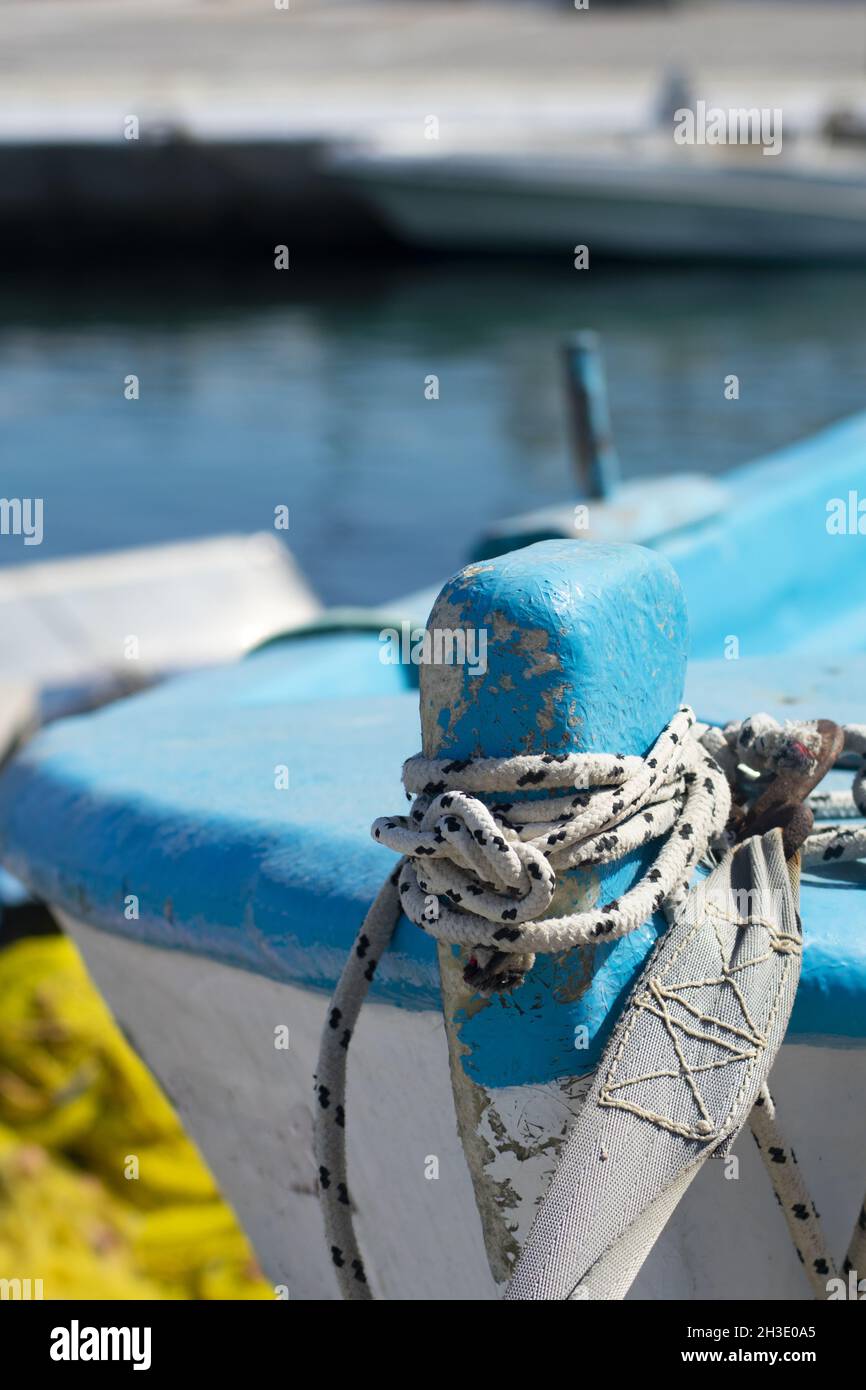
378, 704, 731, 992
314, 705, 731, 1298
749, 1084, 836, 1298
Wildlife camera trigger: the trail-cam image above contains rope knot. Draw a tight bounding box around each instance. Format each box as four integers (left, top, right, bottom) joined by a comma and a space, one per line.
370, 707, 731, 995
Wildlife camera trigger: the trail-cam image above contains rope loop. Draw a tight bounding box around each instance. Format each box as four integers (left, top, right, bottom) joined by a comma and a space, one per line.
372, 705, 731, 994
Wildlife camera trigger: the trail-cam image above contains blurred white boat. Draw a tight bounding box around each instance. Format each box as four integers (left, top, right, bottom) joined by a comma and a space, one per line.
333, 134, 866, 259
0, 532, 320, 726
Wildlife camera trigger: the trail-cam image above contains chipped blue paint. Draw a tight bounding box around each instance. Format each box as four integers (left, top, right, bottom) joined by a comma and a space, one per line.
422, 541, 687, 1085
423, 542, 687, 762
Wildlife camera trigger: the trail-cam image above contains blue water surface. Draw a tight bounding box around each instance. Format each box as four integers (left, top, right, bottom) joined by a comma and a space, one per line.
2, 262, 865, 605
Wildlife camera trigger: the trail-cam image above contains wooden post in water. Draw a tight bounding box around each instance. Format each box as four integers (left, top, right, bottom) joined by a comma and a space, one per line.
561, 331, 621, 499
418, 538, 687, 1284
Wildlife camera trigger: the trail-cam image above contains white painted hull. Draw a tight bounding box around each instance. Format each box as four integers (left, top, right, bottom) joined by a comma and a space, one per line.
0, 533, 320, 724
343, 150, 866, 258
60, 911, 866, 1301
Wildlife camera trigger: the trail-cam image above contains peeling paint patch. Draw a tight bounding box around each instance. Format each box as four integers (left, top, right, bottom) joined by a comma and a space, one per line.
458, 563, 496, 581
439, 932, 595, 1284
517, 629, 561, 681
538, 684, 566, 739
437, 941, 521, 1281
438, 940, 595, 1283
487, 610, 520, 647
420, 595, 478, 757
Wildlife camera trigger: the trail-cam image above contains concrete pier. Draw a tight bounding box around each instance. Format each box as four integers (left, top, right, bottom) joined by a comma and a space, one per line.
1, 0, 864, 253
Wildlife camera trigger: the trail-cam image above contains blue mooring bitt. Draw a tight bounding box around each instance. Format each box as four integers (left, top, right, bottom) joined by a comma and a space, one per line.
420, 539, 687, 1087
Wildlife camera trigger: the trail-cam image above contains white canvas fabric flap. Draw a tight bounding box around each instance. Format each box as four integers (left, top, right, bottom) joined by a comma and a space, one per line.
505, 827, 802, 1301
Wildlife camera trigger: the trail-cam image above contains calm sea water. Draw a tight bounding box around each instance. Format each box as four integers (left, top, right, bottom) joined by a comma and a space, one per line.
2, 262, 865, 606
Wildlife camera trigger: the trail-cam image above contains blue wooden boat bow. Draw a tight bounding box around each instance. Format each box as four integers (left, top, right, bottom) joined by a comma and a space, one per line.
1, 584, 865, 1058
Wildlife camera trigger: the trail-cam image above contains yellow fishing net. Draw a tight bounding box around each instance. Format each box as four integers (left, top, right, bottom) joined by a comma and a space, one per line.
0, 934, 272, 1300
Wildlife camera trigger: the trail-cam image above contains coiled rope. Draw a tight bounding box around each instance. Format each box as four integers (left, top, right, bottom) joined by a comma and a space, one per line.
314, 707, 866, 1300
375, 705, 730, 992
